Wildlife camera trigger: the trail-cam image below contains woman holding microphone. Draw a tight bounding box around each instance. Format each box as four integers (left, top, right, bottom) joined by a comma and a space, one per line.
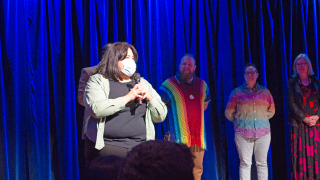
83, 42, 167, 167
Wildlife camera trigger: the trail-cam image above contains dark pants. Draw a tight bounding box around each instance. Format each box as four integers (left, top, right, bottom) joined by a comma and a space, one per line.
84, 138, 132, 169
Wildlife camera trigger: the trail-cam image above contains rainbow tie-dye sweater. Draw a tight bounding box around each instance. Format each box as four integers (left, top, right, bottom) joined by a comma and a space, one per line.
160, 76, 208, 149
225, 83, 275, 138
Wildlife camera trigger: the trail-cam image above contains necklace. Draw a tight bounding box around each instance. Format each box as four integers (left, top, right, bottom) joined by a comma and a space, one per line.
299, 78, 311, 86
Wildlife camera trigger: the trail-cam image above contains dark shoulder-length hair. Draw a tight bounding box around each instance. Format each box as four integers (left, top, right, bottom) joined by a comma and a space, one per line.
96, 42, 138, 82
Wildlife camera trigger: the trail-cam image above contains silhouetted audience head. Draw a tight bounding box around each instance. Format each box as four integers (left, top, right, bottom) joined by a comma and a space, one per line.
99, 43, 113, 61
118, 140, 194, 180
86, 155, 124, 180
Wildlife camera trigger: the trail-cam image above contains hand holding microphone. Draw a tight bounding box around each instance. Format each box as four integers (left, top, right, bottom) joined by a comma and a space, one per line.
135, 84, 152, 102
134, 73, 153, 103
134, 73, 143, 105
123, 74, 153, 105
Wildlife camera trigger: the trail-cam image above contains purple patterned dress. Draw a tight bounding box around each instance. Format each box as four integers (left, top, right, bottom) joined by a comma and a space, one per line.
291, 83, 320, 180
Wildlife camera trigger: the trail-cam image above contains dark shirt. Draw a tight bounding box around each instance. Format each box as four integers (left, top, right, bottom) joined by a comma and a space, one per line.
104, 80, 147, 148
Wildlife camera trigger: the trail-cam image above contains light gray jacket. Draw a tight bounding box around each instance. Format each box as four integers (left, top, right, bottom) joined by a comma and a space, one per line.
84, 74, 167, 150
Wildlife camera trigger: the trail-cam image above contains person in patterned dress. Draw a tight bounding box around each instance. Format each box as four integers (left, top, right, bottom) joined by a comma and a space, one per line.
287, 53, 320, 180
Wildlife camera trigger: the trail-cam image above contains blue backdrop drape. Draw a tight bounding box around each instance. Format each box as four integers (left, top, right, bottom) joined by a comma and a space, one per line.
0, 0, 319, 179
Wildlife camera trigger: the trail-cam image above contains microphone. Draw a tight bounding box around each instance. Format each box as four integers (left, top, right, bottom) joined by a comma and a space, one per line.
133, 73, 142, 105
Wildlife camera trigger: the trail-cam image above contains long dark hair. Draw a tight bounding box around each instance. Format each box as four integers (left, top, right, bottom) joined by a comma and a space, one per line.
96, 42, 138, 82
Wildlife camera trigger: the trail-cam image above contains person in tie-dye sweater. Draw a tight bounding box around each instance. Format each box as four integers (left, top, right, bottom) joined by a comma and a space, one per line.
225, 63, 275, 180
160, 54, 210, 180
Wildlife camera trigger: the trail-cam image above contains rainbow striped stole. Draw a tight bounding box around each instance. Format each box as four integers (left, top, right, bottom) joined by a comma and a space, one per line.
160, 77, 207, 149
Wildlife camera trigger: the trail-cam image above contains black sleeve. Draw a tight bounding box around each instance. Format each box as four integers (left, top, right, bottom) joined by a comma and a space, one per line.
287, 80, 306, 122
314, 78, 320, 118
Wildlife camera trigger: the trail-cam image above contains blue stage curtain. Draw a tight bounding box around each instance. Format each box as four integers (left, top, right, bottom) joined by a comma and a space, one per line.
0, 0, 319, 179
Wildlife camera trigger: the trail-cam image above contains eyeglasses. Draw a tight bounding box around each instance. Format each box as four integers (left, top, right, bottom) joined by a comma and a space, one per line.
244, 71, 256, 76
296, 63, 307, 67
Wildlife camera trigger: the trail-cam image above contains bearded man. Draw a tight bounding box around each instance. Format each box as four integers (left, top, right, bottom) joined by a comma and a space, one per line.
159, 54, 210, 180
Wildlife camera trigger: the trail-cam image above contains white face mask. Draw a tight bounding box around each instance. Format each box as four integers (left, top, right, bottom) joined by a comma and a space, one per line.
121, 58, 136, 77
